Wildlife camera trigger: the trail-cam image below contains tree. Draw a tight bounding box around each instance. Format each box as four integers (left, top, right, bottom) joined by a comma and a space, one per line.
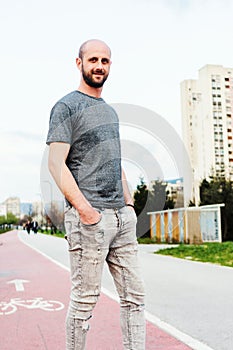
0, 216, 6, 227
164, 194, 175, 210
0, 213, 18, 229
148, 180, 166, 212
200, 177, 233, 241
19, 215, 32, 227
133, 178, 175, 238
133, 177, 150, 238
148, 180, 175, 211
134, 177, 149, 216
6, 213, 18, 226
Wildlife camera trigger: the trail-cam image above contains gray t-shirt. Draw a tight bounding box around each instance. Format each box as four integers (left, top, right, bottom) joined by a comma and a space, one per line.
46, 90, 125, 209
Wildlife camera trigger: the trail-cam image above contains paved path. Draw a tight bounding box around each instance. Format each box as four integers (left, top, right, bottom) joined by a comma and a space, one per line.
0, 231, 192, 349
14, 231, 232, 350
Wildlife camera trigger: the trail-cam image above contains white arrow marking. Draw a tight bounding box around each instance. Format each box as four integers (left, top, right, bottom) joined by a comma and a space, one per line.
7, 279, 29, 292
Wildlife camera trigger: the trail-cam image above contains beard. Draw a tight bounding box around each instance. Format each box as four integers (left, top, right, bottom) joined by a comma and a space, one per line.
82, 66, 109, 88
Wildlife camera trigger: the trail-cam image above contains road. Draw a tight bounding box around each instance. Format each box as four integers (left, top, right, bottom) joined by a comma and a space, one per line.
5, 230, 233, 350
1, 230, 190, 350
137, 246, 233, 350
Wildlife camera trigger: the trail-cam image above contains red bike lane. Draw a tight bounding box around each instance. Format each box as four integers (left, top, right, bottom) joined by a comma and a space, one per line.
0, 231, 192, 350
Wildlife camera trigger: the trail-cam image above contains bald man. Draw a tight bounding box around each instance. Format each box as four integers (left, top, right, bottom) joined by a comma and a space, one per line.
46, 39, 145, 350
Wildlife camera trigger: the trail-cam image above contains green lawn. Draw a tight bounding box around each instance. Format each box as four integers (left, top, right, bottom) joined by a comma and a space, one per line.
39, 230, 65, 238
0, 228, 12, 234
155, 242, 233, 268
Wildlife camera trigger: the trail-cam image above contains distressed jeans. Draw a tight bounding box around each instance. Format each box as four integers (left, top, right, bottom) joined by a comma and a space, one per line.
64, 205, 145, 350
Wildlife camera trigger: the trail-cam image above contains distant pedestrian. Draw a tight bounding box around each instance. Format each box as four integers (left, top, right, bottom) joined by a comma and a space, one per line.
25, 220, 31, 234
31, 220, 38, 234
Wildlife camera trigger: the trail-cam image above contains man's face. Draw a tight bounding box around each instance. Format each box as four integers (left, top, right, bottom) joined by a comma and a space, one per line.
79, 42, 111, 88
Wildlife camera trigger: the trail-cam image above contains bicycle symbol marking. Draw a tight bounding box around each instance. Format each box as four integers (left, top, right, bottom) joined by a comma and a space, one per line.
0, 297, 64, 315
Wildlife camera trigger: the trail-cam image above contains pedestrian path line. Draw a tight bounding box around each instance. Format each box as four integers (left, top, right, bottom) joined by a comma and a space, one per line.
144, 312, 214, 350
101, 287, 214, 350
18, 232, 70, 272
18, 232, 215, 350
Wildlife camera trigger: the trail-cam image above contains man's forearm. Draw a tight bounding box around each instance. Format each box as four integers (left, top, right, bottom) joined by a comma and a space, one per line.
49, 158, 91, 213
48, 143, 101, 224
122, 169, 134, 206
49, 159, 101, 224
60, 162, 92, 212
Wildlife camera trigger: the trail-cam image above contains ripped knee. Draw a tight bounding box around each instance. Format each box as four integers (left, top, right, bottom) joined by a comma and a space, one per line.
82, 319, 90, 332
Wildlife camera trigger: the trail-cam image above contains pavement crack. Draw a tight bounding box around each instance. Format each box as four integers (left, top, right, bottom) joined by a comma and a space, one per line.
37, 324, 48, 350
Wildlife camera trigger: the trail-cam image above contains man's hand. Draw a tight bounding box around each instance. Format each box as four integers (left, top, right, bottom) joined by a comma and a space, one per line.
79, 207, 102, 225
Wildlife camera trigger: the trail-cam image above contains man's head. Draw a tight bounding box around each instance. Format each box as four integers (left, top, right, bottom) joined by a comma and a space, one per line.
76, 39, 112, 89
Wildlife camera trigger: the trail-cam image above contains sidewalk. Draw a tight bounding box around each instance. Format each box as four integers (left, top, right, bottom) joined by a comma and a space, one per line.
0, 231, 192, 349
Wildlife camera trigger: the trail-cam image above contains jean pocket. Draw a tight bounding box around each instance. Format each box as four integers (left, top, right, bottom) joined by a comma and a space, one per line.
126, 206, 137, 222
64, 205, 73, 215
80, 213, 103, 228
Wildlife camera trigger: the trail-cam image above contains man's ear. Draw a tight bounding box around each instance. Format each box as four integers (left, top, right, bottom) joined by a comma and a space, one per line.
76, 57, 82, 71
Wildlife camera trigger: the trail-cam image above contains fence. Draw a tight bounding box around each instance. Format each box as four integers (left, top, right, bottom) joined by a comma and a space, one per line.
147, 204, 224, 244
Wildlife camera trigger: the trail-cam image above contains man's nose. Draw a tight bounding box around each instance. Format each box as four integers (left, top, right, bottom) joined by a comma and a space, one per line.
96, 59, 104, 70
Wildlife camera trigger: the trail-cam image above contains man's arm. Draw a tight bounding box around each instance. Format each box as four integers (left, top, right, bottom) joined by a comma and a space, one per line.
48, 142, 101, 224
122, 169, 134, 208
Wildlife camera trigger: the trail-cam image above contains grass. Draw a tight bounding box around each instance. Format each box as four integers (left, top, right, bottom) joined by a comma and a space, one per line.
138, 237, 181, 244
155, 242, 233, 268
39, 229, 65, 238
137, 237, 158, 244
0, 228, 12, 234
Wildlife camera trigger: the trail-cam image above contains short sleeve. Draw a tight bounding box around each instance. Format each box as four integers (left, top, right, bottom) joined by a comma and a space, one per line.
46, 102, 73, 145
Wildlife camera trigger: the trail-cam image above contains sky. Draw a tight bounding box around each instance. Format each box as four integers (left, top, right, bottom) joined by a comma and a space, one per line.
1, 0, 233, 203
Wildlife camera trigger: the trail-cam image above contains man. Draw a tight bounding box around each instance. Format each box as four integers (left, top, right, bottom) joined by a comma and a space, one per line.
46, 39, 145, 350
31, 220, 38, 234
25, 220, 31, 234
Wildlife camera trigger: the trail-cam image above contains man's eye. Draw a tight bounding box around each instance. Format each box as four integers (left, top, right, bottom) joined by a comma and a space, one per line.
102, 59, 109, 64
90, 58, 97, 62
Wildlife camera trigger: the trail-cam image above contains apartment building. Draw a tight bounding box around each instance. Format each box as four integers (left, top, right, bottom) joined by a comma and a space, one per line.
181, 64, 233, 204
4, 197, 21, 217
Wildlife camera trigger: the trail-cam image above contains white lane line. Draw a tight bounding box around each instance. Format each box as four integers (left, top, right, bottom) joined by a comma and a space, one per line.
101, 287, 214, 350
18, 232, 215, 350
17, 232, 70, 272
144, 312, 215, 350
